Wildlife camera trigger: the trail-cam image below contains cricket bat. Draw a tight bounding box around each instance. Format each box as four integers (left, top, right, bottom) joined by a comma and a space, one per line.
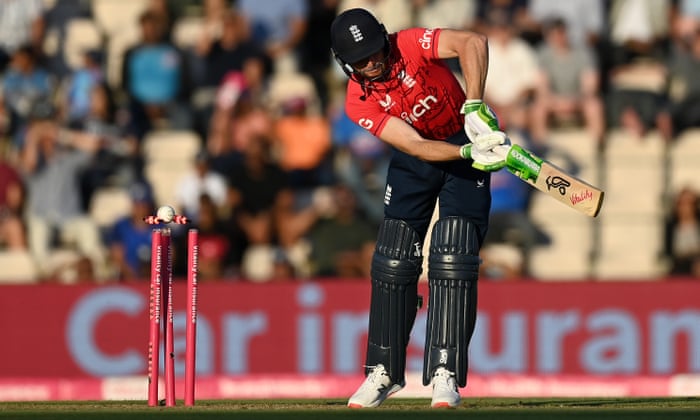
468, 144, 604, 217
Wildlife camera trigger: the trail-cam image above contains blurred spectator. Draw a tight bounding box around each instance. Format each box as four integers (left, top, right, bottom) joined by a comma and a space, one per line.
58, 50, 104, 125
664, 187, 700, 277
603, 1, 674, 141
226, 135, 297, 280
531, 18, 605, 143
198, 10, 268, 89
307, 184, 375, 278
0, 158, 27, 250
17, 105, 106, 279
525, 0, 605, 48
667, 27, 700, 134
273, 96, 333, 189
174, 150, 228, 223
177, 193, 236, 280
482, 7, 540, 135
472, 0, 531, 40
121, 10, 193, 139
227, 135, 288, 247
297, 0, 338, 111
0, 0, 46, 72
107, 182, 156, 280
207, 90, 273, 174
236, 0, 308, 71
330, 103, 389, 225
42, 0, 93, 77
2, 45, 55, 146
672, 0, 700, 41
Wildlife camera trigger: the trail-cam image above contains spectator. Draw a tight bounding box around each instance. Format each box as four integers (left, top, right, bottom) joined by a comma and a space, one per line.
307, 184, 376, 278
207, 90, 273, 174
0, 0, 46, 72
227, 135, 288, 248
668, 27, 700, 134
226, 135, 293, 281
2, 45, 55, 146
525, 0, 605, 48
198, 10, 268, 89
602, 0, 674, 142
175, 193, 236, 280
273, 96, 333, 189
107, 182, 156, 281
664, 187, 700, 277
17, 104, 106, 279
174, 150, 228, 223
0, 158, 27, 250
297, 0, 339, 111
121, 10, 193, 139
236, 0, 308, 71
58, 50, 104, 126
482, 7, 540, 136
330, 103, 389, 225
531, 18, 605, 143
72, 81, 142, 209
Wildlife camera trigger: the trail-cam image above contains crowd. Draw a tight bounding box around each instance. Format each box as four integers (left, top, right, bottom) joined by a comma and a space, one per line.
0, 0, 700, 284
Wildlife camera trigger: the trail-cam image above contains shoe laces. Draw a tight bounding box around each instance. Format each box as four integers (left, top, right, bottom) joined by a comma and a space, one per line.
364, 364, 389, 384
433, 367, 457, 390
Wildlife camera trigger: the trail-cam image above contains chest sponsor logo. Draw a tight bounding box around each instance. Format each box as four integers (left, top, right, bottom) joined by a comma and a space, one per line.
401, 95, 438, 124
419, 29, 435, 50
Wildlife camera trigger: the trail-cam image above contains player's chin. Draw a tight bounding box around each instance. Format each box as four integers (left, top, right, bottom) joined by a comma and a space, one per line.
361, 67, 383, 80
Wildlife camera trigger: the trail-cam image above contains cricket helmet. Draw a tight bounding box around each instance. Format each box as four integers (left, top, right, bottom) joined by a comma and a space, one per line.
330, 8, 390, 78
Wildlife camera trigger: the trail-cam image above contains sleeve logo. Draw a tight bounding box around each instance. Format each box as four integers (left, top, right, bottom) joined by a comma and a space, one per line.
359, 118, 374, 129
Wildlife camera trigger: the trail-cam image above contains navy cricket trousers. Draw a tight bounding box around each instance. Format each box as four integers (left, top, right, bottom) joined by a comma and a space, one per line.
382, 131, 492, 244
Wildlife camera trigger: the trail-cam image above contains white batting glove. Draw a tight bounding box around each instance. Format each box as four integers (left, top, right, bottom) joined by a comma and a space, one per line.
462, 99, 500, 143
470, 133, 510, 172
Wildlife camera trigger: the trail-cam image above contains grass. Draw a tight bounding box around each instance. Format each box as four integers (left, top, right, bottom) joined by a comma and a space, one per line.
1, 398, 700, 419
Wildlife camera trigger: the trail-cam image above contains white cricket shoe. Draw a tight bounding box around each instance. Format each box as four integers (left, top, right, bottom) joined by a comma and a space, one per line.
430, 367, 461, 408
347, 364, 404, 408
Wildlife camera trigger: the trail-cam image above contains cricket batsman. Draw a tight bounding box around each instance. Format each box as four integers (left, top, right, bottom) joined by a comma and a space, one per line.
330, 8, 509, 408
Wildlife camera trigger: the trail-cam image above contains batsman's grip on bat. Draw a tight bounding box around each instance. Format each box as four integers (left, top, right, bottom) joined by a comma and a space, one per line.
460, 142, 543, 179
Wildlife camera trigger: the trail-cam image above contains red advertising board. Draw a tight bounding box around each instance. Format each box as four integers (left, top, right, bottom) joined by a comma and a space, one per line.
1, 280, 699, 381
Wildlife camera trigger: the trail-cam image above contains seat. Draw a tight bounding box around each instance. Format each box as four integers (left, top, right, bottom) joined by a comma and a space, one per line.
0, 251, 39, 284
593, 213, 666, 280
64, 18, 103, 70
89, 186, 133, 228
172, 17, 204, 51
669, 129, 700, 194
144, 162, 192, 209
105, 26, 140, 88
142, 130, 201, 164
92, 0, 148, 37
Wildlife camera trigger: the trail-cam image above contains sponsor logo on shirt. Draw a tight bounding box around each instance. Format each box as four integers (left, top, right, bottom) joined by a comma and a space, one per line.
359, 118, 374, 129
419, 29, 435, 49
400, 95, 438, 124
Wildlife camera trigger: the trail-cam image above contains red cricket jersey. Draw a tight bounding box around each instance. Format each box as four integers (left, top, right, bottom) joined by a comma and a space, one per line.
344, 28, 467, 141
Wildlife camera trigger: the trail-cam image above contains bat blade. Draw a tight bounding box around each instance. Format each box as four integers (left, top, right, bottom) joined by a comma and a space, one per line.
503, 144, 604, 217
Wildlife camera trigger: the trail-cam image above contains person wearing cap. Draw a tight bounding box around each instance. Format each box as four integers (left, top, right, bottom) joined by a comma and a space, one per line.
330, 8, 507, 409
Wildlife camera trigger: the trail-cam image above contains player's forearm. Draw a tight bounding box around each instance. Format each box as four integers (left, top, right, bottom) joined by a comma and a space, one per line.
460, 34, 489, 100
380, 117, 463, 162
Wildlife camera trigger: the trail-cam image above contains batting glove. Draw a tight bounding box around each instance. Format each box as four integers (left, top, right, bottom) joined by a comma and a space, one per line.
469, 133, 510, 172
462, 99, 500, 143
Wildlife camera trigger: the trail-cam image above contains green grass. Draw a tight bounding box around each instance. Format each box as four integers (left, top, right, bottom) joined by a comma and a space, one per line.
1, 398, 699, 419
